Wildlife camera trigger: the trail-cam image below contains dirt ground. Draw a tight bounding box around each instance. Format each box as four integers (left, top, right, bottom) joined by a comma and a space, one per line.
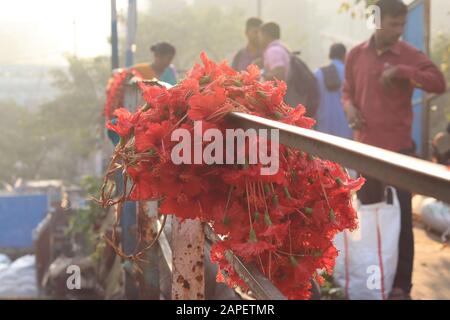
411, 222, 450, 300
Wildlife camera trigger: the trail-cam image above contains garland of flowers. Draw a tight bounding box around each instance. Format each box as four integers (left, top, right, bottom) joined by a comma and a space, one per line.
104, 68, 144, 120
100, 52, 364, 300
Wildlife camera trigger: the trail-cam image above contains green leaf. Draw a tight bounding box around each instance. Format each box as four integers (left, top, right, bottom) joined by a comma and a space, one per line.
290, 256, 298, 267
283, 186, 292, 199
272, 194, 279, 207
249, 228, 258, 243
264, 184, 271, 195
329, 208, 336, 222
264, 210, 273, 226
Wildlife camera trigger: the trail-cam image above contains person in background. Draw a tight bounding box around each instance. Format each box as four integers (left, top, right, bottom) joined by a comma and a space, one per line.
133, 42, 177, 85
342, 0, 446, 300
107, 42, 176, 145
259, 22, 319, 118
258, 22, 290, 82
432, 123, 450, 167
232, 17, 263, 71
315, 43, 352, 139
413, 124, 450, 242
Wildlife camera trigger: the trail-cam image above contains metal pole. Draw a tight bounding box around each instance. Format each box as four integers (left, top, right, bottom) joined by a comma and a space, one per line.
111, 0, 119, 70
125, 0, 137, 68
422, 0, 431, 158
171, 219, 205, 300
138, 201, 160, 299
73, 20, 77, 57
121, 0, 139, 299
119, 76, 141, 300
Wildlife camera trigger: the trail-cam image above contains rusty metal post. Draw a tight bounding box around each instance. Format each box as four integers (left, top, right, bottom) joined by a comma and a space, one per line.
136, 201, 160, 299
171, 218, 205, 300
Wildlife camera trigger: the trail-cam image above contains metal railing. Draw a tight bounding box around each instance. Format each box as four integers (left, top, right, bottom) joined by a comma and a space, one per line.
228, 112, 450, 204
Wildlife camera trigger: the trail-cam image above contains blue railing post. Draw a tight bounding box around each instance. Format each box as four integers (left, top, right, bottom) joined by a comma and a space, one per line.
117, 72, 140, 299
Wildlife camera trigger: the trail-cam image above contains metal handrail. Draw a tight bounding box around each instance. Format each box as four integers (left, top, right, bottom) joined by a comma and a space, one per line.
203, 224, 286, 300
228, 112, 450, 203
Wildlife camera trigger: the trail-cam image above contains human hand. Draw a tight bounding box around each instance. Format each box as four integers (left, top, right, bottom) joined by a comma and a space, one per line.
345, 104, 366, 130
380, 66, 399, 88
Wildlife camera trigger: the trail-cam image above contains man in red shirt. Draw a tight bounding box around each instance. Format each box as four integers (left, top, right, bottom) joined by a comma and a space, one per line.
343, 0, 446, 299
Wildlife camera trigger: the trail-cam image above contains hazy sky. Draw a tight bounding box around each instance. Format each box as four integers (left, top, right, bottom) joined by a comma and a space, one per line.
0, 0, 447, 66
0, 0, 139, 65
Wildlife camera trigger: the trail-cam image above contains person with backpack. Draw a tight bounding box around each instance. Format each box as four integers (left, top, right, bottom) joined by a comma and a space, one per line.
259, 22, 319, 118
314, 43, 353, 139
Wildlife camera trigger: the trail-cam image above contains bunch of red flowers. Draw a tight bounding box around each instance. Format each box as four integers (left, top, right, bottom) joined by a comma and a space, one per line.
103, 53, 364, 299
104, 69, 128, 120
104, 68, 144, 120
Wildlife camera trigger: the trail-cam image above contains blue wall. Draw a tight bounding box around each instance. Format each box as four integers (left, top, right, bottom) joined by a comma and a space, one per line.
0, 194, 48, 248
403, 1, 426, 156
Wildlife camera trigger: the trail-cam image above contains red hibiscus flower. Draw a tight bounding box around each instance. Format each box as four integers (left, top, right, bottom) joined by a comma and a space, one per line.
106, 108, 136, 138
135, 120, 172, 153
188, 85, 233, 122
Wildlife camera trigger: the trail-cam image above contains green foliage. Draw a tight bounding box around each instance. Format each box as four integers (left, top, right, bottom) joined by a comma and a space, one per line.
121, 1, 314, 76
430, 33, 450, 136
319, 272, 347, 300
432, 33, 450, 83
67, 175, 105, 254
0, 101, 44, 183
339, 0, 378, 18
0, 56, 110, 185
125, 4, 247, 73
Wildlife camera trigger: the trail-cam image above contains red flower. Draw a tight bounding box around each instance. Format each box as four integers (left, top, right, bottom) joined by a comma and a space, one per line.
242, 64, 261, 84
317, 245, 338, 274
282, 105, 316, 128
135, 120, 171, 153
188, 85, 232, 121
127, 165, 159, 201
106, 108, 136, 138
260, 222, 290, 246
157, 163, 206, 198
210, 242, 248, 289
159, 194, 201, 220
139, 83, 170, 108
211, 201, 249, 240
104, 69, 128, 119
230, 240, 276, 259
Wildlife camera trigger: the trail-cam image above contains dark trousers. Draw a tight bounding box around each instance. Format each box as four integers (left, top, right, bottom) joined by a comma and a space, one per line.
357, 148, 415, 294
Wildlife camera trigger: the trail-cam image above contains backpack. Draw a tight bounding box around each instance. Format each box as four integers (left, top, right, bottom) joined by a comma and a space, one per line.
285, 54, 320, 118
320, 63, 342, 92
